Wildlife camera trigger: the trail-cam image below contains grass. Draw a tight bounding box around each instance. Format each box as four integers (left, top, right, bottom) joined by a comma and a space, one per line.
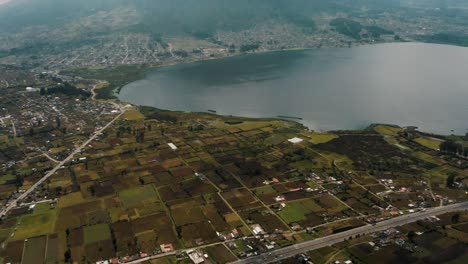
14, 209, 58, 240
304, 132, 339, 144
57, 192, 87, 208
253, 185, 277, 195
118, 185, 159, 208
292, 160, 320, 170
412, 151, 443, 165
94, 81, 110, 90
311, 149, 353, 168
32, 203, 51, 214
415, 137, 442, 150
83, 224, 111, 244
277, 202, 308, 223
277, 199, 323, 224
374, 125, 402, 136
384, 136, 399, 145
122, 109, 145, 121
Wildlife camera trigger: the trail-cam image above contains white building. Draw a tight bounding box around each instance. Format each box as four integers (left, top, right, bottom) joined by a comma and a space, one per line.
187, 250, 205, 264
251, 224, 265, 235
288, 137, 303, 144
168, 143, 178, 150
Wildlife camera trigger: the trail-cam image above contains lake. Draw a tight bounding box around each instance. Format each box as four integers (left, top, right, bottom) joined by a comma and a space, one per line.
119, 43, 468, 135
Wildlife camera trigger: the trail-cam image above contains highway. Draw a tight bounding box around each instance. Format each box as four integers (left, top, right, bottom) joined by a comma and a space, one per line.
0, 107, 127, 217
230, 201, 468, 264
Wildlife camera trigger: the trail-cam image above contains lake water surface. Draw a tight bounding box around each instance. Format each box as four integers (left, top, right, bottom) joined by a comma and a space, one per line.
119, 43, 468, 135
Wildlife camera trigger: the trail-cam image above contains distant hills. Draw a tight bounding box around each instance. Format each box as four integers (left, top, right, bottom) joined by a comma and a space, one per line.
1, 0, 468, 69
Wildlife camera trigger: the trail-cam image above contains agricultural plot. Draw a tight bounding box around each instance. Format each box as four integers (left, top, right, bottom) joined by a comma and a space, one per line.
1, 96, 467, 264
240, 207, 288, 233
278, 195, 353, 227
84, 224, 112, 244
14, 208, 58, 239
1, 240, 24, 264
118, 184, 159, 208
22, 235, 47, 264
335, 184, 386, 215
203, 244, 237, 263
373, 125, 402, 136
45, 234, 59, 264
221, 188, 261, 211
168, 195, 234, 246
415, 137, 443, 150
303, 132, 339, 144
277, 199, 323, 225
131, 213, 179, 249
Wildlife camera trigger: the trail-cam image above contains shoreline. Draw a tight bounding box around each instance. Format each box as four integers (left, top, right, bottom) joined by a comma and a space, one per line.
114, 40, 467, 81
85, 42, 466, 136
111, 43, 381, 95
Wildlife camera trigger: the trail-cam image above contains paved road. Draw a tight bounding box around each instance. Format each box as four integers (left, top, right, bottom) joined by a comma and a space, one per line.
0, 108, 126, 217
11, 119, 16, 137
230, 201, 468, 264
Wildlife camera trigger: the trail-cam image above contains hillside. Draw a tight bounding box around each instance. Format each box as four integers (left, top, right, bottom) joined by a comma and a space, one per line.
0, 0, 467, 70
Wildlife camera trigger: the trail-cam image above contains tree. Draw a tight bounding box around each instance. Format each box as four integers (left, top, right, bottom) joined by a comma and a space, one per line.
56, 116, 61, 128
89, 186, 96, 196
64, 248, 71, 262
452, 213, 460, 224
446, 172, 458, 188
15, 174, 24, 188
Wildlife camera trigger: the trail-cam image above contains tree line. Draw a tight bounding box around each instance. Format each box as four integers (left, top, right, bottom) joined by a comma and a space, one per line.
440, 140, 468, 157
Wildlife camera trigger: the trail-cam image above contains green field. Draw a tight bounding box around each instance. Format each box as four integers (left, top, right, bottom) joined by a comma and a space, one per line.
33, 203, 52, 214
277, 202, 309, 223
253, 185, 277, 195
83, 224, 111, 244
14, 209, 58, 240
277, 199, 323, 224
412, 151, 443, 165
415, 137, 442, 150
118, 185, 159, 208
374, 125, 402, 136
305, 132, 339, 144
